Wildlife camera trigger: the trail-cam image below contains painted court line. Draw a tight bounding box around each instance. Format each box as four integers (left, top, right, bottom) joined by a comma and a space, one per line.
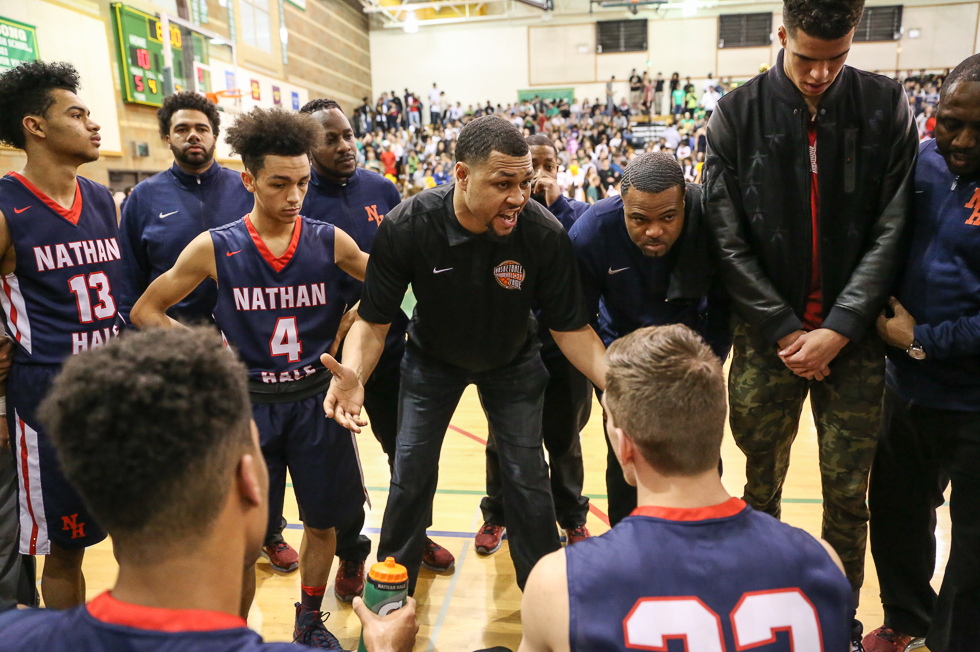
427, 507, 482, 652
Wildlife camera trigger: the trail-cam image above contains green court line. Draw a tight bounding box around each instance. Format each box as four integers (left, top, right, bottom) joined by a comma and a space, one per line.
285, 483, 825, 504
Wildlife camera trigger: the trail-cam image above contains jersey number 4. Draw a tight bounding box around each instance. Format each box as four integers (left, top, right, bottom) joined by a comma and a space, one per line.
270, 317, 303, 362
624, 589, 823, 651
68, 273, 116, 323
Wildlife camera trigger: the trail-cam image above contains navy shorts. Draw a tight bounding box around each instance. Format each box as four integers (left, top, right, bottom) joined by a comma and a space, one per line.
252, 391, 365, 537
7, 364, 107, 554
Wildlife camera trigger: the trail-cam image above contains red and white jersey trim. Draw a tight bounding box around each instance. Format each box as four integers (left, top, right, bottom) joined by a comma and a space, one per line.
13, 412, 48, 555
0, 272, 32, 354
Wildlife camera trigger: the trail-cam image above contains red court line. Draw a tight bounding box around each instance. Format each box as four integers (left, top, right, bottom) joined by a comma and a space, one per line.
447, 423, 611, 526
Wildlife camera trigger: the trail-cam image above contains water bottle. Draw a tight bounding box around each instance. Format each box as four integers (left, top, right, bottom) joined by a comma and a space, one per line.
357, 556, 409, 652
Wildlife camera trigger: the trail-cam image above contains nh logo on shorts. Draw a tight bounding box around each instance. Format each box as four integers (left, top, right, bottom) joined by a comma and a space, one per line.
965, 188, 980, 226
62, 514, 85, 539
493, 260, 525, 290
365, 205, 384, 225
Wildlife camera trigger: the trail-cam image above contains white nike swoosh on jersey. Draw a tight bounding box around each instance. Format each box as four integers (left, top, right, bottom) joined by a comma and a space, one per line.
608, 267, 630, 275
159, 211, 178, 218
433, 267, 453, 274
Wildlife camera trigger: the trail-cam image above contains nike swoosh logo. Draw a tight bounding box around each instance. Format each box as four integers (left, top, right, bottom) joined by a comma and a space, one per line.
13, 206, 30, 214
608, 267, 629, 275
433, 267, 453, 274
159, 211, 178, 219
226, 250, 242, 257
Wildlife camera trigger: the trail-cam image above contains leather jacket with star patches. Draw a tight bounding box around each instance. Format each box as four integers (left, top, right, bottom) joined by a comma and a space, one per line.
703, 49, 918, 345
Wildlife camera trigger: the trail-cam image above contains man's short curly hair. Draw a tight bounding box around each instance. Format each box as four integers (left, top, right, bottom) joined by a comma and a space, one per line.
621, 152, 685, 196
0, 60, 80, 150
300, 98, 343, 115
157, 91, 221, 139
38, 327, 252, 549
526, 134, 558, 156
225, 107, 320, 173
456, 115, 529, 166
783, 0, 865, 41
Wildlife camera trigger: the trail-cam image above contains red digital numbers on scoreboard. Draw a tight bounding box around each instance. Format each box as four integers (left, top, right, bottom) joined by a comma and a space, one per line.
136, 48, 150, 69
134, 75, 144, 92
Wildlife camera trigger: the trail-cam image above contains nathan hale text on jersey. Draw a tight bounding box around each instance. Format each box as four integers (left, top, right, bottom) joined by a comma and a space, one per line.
211, 215, 348, 384
0, 173, 124, 363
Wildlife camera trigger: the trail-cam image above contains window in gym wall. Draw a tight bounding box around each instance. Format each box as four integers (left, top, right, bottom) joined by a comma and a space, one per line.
853, 5, 903, 42
596, 19, 648, 53
718, 13, 772, 48
239, 0, 272, 51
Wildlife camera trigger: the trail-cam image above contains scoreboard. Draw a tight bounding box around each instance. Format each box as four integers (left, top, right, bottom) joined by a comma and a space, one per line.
111, 3, 209, 107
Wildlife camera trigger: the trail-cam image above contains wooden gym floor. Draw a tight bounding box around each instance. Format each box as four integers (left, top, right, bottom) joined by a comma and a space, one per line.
42, 370, 951, 651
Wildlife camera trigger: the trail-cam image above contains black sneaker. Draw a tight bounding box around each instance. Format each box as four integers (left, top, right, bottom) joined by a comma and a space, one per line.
293, 603, 344, 650
852, 618, 866, 652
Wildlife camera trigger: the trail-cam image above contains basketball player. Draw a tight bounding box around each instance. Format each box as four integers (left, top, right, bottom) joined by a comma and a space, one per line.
115, 92, 298, 572
298, 99, 454, 601
0, 327, 420, 652
703, 1, 917, 641
518, 324, 853, 652
568, 152, 730, 526
0, 61, 125, 609
477, 134, 593, 553
132, 108, 367, 648
322, 116, 608, 594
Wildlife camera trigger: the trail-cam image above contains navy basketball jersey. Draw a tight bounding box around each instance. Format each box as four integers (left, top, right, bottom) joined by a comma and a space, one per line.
0, 173, 124, 364
211, 215, 347, 384
566, 498, 852, 652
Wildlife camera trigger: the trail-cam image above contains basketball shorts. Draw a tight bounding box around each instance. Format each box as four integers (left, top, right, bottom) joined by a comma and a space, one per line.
7, 363, 107, 555
252, 391, 366, 535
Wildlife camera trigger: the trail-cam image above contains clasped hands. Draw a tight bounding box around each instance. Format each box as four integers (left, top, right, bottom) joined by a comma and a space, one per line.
777, 328, 849, 381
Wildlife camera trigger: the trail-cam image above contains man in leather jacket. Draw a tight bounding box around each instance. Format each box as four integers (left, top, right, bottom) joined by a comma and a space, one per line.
702, 0, 917, 636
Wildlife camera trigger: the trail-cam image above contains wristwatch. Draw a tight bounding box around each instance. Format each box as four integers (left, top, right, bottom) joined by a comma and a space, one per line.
907, 339, 926, 360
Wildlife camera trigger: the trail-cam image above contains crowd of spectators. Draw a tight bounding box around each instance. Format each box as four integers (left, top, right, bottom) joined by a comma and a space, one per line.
349, 66, 948, 205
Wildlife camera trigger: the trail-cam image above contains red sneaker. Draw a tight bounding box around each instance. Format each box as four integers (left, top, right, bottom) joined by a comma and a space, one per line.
564, 525, 591, 545
422, 537, 455, 571
862, 627, 916, 652
474, 522, 505, 555
261, 541, 299, 573
333, 558, 365, 602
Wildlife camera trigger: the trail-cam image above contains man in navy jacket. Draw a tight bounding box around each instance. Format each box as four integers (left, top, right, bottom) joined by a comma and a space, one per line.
867, 54, 980, 652
117, 93, 298, 578
569, 152, 730, 526
299, 100, 454, 602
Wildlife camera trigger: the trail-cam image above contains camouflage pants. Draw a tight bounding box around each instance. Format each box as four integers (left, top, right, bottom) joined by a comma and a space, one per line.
729, 319, 885, 591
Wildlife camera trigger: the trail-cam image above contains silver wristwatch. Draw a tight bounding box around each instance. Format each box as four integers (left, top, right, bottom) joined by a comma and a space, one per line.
907, 339, 926, 360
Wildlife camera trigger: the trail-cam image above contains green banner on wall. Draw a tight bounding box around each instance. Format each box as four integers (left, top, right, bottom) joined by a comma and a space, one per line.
517, 88, 574, 103
0, 16, 39, 74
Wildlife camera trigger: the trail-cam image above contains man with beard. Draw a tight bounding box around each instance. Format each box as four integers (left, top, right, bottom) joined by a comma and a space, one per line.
298, 99, 455, 601
116, 93, 297, 573
864, 53, 980, 652
568, 152, 730, 526
476, 134, 593, 554
320, 115, 609, 593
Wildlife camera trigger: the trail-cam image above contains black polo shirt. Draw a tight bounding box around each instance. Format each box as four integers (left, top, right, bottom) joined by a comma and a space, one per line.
359, 183, 588, 373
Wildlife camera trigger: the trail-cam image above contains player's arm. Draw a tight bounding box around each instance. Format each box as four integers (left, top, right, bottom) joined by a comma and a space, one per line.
131, 233, 217, 330
817, 538, 847, 575
334, 226, 369, 282
0, 210, 14, 448
518, 549, 570, 652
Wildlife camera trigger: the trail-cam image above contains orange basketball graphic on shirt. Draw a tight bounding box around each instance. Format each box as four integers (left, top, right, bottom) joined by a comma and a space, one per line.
493, 260, 525, 290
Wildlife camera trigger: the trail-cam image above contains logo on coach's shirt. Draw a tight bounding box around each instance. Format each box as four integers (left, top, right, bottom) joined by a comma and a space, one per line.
494, 260, 525, 290
365, 204, 384, 225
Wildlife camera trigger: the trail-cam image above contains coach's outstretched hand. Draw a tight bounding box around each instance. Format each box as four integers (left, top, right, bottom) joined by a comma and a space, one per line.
321, 353, 368, 433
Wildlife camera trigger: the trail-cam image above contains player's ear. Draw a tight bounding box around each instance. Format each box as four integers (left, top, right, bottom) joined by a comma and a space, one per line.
22, 115, 45, 141
241, 169, 256, 193
237, 421, 266, 508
